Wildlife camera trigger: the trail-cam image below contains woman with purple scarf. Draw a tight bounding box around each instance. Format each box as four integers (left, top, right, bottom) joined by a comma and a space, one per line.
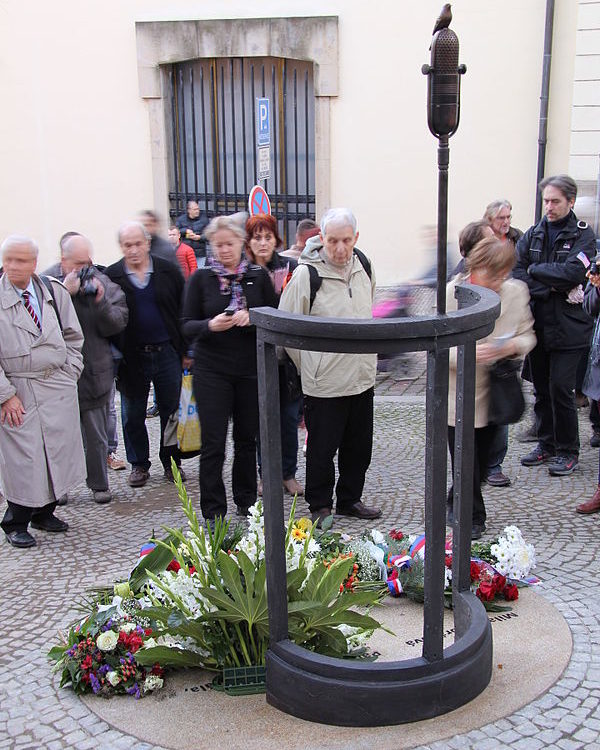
181, 214, 278, 521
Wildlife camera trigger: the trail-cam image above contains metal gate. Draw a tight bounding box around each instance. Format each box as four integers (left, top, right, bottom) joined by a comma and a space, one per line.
167, 57, 315, 247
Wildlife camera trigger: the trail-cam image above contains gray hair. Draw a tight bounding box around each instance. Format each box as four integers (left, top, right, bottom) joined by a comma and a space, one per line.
1, 234, 39, 259
483, 200, 512, 223
320, 208, 357, 236
204, 213, 247, 242
539, 174, 578, 203
117, 221, 151, 244
62, 234, 93, 258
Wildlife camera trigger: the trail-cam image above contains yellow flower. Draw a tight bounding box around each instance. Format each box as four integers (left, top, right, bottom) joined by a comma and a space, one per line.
295, 518, 312, 532
291, 528, 307, 541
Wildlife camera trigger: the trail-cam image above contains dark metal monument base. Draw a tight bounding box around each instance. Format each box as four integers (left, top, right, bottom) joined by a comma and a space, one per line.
266, 593, 492, 726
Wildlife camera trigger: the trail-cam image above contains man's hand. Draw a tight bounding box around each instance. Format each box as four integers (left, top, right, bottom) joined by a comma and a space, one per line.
1, 395, 26, 427
63, 270, 81, 296
232, 309, 250, 327
94, 281, 105, 303
476, 340, 517, 365
587, 271, 600, 289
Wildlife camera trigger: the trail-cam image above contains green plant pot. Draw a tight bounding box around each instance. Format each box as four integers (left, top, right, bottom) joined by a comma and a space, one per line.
212, 665, 266, 695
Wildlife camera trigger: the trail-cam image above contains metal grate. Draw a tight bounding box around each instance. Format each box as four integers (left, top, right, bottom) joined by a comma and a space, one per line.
167, 57, 316, 247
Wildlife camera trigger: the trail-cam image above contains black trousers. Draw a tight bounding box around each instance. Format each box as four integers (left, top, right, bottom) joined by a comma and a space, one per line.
1, 500, 58, 534
194, 368, 258, 519
447, 425, 495, 526
528, 345, 582, 455
304, 387, 374, 513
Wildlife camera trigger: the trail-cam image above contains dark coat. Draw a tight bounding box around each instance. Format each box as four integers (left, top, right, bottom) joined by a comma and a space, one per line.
176, 211, 209, 256
583, 283, 600, 400
181, 263, 278, 376
513, 211, 596, 350
105, 256, 185, 395
43, 263, 129, 410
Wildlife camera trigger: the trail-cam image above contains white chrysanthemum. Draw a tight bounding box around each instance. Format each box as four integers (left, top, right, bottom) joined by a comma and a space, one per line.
370, 529, 385, 545
143, 675, 164, 692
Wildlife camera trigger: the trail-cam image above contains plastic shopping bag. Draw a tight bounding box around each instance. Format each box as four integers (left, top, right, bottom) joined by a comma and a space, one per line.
177, 373, 201, 457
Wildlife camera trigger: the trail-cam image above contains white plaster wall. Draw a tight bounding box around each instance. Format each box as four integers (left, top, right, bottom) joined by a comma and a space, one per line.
0, 0, 578, 279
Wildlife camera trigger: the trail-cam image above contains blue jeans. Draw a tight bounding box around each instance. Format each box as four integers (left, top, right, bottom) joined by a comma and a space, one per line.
257, 391, 301, 481
120, 344, 182, 471
486, 423, 508, 476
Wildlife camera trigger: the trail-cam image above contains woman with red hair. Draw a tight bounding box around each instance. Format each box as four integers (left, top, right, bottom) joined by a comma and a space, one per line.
246, 214, 303, 497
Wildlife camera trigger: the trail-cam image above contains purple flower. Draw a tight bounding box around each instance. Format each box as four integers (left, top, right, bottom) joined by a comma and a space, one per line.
98, 664, 110, 676
126, 682, 141, 699
89, 673, 101, 694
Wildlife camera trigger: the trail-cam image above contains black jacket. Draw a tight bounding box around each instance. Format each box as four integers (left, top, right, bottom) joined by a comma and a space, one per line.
176, 212, 209, 256
513, 211, 596, 350
105, 256, 185, 393
181, 264, 278, 376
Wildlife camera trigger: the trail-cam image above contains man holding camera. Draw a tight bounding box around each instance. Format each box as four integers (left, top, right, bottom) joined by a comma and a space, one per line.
514, 175, 596, 476
45, 234, 128, 502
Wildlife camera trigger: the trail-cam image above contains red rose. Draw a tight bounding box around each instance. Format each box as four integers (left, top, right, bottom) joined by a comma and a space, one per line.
470, 561, 482, 582
389, 529, 404, 541
492, 574, 507, 594
81, 655, 93, 670
166, 559, 181, 573
503, 583, 519, 601
189, 566, 196, 574
476, 580, 495, 602
144, 628, 153, 636
445, 555, 453, 569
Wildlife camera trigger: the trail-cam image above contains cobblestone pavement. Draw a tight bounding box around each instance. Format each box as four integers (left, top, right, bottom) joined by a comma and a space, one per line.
2, 370, 600, 749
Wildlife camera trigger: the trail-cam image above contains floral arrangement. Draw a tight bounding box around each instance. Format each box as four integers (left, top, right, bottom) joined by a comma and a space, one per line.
49, 469, 388, 698
381, 525, 537, 611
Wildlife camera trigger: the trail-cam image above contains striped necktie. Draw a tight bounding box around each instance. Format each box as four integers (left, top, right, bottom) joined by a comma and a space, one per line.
22, 290, 41, 330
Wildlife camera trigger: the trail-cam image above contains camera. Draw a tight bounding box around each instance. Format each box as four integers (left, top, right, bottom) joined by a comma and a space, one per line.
590, 253, 600, 276
78, 266, 97, 297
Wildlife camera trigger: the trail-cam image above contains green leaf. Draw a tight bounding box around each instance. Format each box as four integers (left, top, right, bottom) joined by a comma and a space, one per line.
48, 645, 67, 662
320, 513, 334, 532
135, 645, 208, 668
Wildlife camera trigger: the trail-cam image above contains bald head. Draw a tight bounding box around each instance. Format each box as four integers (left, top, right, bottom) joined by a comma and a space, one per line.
61, 234, 93, 275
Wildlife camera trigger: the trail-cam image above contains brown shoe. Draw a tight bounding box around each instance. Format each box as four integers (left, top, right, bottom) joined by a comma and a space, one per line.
311, 507, 333, 528
576, 486, 600, 514
336, 501, 382, 520
283, 477, 304, 496
128, 467, 150, 488
107, 453, 127, 471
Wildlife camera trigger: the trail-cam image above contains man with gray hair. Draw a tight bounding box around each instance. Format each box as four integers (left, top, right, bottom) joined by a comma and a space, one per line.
0, 235, 85, 548
44, 234, 128, 503
279, 208, 381, 526
514, 174, 596, 476
106, 222, 186, 488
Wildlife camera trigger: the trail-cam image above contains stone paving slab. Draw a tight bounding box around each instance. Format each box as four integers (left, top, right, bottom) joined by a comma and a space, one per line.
1, 381, 600, 749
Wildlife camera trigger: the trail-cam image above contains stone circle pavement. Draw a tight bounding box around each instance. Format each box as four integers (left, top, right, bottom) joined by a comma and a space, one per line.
2, 364, 600, 749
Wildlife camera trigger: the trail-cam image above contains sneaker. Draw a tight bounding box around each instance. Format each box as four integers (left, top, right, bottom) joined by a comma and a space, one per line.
93, 490, 112, 504
283, 477, 304, 496
146, 404, 159, 418
485, 472, 511, 488
128, 467, 150, 487
547, 454, 579, 476
107, 453, 127, 471
591, 429, 600, 449
521, 445, 554, 467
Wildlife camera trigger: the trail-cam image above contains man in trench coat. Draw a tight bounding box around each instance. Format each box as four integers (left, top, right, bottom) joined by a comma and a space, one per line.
0, 235, 86, 548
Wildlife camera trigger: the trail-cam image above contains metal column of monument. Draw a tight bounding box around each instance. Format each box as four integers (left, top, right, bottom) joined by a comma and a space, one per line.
250, 17, 499, 726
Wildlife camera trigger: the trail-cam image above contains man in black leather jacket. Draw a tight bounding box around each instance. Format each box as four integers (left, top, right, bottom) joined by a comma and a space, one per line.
514, 174, 596, 476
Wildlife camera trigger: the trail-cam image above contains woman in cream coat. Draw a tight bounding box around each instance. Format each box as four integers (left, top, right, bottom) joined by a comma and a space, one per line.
446, 236, 536, 539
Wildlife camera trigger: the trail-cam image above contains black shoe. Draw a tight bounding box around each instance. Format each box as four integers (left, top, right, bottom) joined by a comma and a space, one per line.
146, 404, 159, 418
30, 515, 68, 533
485, 472, 511, 487
128, 467, 150, 487
236, 505, 251, 517
446, 505, 454, 525
336, 501, 382, 520
547, 454, 579, 476
164, 466, 187, 483
311, 508, 333, 528
521, 445, 555, 467
471, 523, 486, 541
591, 429, 600, 449
5, 530, 36, 548
56, 494, 68, 506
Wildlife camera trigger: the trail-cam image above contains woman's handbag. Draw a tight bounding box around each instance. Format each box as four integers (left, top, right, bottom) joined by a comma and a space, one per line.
488, 358, 525, 426
177, 372, 201, 457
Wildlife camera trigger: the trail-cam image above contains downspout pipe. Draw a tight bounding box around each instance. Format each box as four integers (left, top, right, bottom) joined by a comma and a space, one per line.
535, 0, 556, 222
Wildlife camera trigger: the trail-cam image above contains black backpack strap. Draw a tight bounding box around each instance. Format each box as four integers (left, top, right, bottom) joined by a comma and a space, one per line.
40, 275, 64, 333
353, 248, 372, 280
307, 264, 322, 310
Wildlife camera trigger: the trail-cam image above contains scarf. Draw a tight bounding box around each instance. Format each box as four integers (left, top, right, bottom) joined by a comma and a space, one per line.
207, 255, 250, 311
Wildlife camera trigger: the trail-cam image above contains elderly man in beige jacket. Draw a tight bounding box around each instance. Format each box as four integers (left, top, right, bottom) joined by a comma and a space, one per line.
279, 208, 381, 527
0, 235, 86, 548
